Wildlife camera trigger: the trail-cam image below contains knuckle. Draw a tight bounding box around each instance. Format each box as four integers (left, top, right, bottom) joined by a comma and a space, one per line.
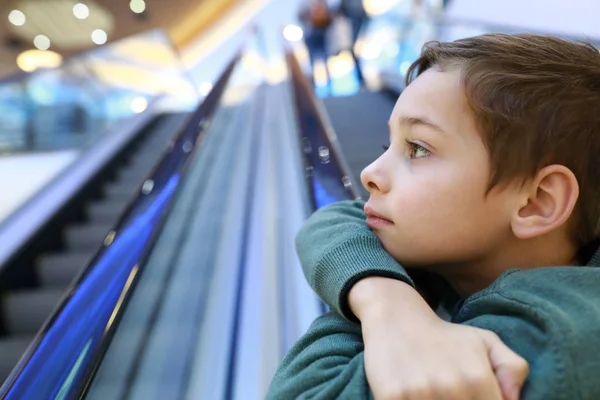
517, 358, 530, 374
430, 378, 463, 400
480, 329, 500, 341
462, 370, 491, 387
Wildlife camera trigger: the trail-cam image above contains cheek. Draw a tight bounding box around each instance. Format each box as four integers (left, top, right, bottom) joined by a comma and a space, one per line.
392, 160, 487, 217
386, 160, 501, 263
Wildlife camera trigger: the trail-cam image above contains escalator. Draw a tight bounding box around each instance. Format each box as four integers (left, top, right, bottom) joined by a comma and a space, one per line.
0, 18, 389, 399
0, 32, 352, 397
322, 89, 398, 198
0, 112, 188, 381
0, 3, 580, 397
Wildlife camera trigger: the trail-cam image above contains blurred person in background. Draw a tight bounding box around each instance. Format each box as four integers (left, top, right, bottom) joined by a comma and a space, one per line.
299, 0, 333, 85
336, 0, 367, 83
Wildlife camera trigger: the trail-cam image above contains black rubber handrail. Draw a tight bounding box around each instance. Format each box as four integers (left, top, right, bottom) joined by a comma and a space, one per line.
285, 45, 362, 207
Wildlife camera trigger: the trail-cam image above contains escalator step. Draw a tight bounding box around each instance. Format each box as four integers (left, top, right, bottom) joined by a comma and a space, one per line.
37, 253, 92, 288
64, 222, 115, 251
104, 182, 140, 201
132, 147, 165, 162
0, 336, 34, 383
1, 289, 64, 335
88, 201, 130, 223
118, 165, 155, 184
128, 154, 163, 169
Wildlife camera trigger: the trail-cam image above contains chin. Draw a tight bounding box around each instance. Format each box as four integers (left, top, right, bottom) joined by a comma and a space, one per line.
379, 237, 436, 268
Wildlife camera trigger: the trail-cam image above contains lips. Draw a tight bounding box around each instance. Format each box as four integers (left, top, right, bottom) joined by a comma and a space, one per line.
364, 203, 393, 228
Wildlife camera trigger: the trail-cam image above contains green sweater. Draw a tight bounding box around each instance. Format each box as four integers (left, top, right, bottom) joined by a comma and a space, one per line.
267, 200, 600, 400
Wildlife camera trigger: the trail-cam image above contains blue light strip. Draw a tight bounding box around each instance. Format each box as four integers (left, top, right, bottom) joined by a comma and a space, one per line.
0, 54, 240, 400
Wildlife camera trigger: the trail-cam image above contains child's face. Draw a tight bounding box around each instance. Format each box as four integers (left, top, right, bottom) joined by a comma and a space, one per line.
361, 67, 518, 269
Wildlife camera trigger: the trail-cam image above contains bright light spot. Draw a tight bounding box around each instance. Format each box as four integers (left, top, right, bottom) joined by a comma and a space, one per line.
17, 50, 63, 72
130, 0, 146, 14
73, 3, 90, 19
362, 0, 398, 16
361, 42, 382, 60
142, 180, 154, 194
33, 35, 51, 51
241, 50, 264, 73
8, 10, 26, 26
265, 59, 288, 84
283, 25, 303, 42
91, 29, 107, 45
293, 44, 310, 66
130, 96, 148, 113
400, 61, 412, 76
313, 60, 329, 87
354, 38, 365, 57
104, 231, 116, 246
327, 51, 356, 78
199, 82, 213, 96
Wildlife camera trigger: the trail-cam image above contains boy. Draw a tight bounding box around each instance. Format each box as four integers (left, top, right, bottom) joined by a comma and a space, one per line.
267, 34, 600, 399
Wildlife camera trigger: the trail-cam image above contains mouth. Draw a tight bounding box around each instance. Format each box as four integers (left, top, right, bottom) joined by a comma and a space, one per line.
364, 203, 393, 228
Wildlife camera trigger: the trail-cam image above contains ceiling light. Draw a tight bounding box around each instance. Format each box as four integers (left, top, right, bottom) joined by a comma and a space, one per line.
8, 10, 26, 26
91, 29, 107, 45
283, 25, 303, 42
33, 35, 51, 50
130, 0, 146, 14
73, 3, 90, 19
17, 49, 62, 72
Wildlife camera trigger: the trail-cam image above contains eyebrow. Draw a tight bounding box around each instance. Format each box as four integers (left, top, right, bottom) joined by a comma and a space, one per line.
388, 116, 447, 136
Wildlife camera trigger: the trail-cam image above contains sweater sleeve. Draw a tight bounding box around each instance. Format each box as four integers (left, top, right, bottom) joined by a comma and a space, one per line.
268, 268, 600, 400
295, 200, 414, 320
455, 267, 600, 400
265, 312, 373, 400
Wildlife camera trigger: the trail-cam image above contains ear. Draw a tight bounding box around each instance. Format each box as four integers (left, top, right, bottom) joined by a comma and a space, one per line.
511, 165, 579, 240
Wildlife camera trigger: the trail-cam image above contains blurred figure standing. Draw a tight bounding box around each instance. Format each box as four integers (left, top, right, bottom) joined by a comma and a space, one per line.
299, 0, 333, 84
337, 0, 367, 83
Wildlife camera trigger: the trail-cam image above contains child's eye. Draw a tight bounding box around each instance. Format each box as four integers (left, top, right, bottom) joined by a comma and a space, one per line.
405, 140, 431, 159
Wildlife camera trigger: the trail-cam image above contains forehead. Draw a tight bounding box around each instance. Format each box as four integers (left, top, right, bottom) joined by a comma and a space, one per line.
391, 68, 475, 135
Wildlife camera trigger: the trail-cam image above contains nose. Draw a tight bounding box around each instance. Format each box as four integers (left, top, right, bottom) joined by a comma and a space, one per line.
361, 159, 390, 194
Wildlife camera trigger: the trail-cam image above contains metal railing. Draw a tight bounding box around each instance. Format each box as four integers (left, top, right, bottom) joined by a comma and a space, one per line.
0, 51, 241, 400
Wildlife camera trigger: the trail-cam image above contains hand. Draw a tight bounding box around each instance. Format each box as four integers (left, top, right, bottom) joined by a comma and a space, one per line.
350, 277, 529, 400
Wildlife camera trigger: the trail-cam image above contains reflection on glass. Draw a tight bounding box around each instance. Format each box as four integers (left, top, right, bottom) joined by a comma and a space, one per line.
0, 29, 197, 155
359, 2, 600, 90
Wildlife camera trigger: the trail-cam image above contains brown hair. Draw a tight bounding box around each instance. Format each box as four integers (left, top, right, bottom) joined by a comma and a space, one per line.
406, 33, 600, 261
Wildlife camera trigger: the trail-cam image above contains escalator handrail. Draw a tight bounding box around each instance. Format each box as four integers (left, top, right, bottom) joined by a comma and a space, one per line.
0, 97, 161, 272
284, 45, 362, 202
0, 51, 243, 400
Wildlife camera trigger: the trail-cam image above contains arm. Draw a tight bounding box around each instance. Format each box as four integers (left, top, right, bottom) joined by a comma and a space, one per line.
455, 267, 600, 399
296, 200, 415, 319
351, 270, 594, 400
266, 312, 373, 400
267, 278, 527, 400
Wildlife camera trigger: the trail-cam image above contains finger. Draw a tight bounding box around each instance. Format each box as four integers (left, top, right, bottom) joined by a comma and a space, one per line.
478, 331, 529, 400
458, 359, 504, 400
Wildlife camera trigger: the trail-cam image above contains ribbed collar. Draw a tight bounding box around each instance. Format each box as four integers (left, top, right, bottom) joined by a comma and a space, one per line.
588, 245, 600, 267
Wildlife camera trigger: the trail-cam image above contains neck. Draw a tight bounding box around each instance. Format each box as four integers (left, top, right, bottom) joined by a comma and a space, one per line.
431, 233, 577, 297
